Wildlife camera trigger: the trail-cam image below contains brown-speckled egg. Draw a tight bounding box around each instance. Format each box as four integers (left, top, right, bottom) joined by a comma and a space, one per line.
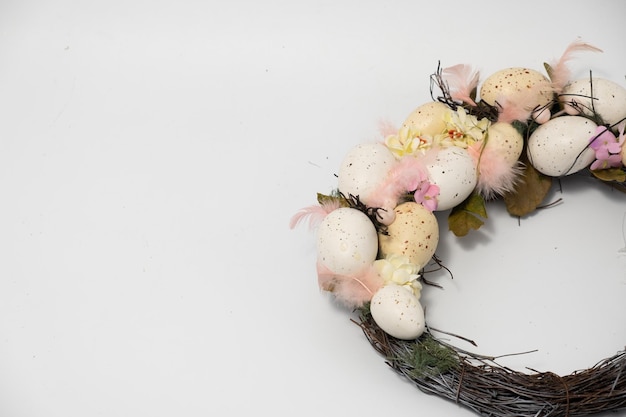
337, 142, 396, 205
370, 284, 425, 340
402, 101, 450, 136
561, 77, 626, 126
480, 67, 553, 110
426, 147, 477, 211
485, 122, 524, 166
316, 207, 378, 276
527, 116, 597, 177
378, 202, 439, 268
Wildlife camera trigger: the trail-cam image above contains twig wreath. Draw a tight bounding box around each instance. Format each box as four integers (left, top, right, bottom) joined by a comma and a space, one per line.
290, 40, 626, 417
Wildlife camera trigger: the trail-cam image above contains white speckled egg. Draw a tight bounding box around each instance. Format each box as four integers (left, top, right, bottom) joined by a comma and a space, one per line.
561, 77, 626, 126
337, 142, 397, 206
480, 67, 553, 110
378, 202, 439, 268
370, 284, 425, 340
402, 101, 450, 136
316, 207, 378, 276
485, 122, 524, 166
527, 116, 597, 177
426, 147, 477, 211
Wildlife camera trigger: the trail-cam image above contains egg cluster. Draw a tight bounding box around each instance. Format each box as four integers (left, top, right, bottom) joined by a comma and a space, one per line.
292, 41, 626, 341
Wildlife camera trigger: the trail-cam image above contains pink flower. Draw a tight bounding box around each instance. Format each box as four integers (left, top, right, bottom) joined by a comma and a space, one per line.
590, 152, 623, 170
414, 182, 440, 212
589, 126, 620, 151
589, 125, 625, 170
408, 172, 439, 212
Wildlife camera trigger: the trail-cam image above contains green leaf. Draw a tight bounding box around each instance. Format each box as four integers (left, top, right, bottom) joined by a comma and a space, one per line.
543, 62, 554, 82
503, 155, 552, 217
317, 191, 349, 207
405, 334, 459, 379
464, 191, 488, 218
448, 192, 487, 237
591, 168, 626, 183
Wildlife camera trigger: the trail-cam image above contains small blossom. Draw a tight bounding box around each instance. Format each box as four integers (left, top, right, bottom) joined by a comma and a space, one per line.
413, 181, 440, 212
589, 125, 625, 170
385, 126, 433, 158
590, 151, 623, 170
407, 169, 440, 212
435, 107, 490, 148
373, 254, 423, 298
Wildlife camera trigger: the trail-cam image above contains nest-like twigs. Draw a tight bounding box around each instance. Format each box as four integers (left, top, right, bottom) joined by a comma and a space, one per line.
356, 310, 626, 417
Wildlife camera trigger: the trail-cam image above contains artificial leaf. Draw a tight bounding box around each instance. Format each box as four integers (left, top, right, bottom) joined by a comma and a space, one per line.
463, 192, 488, 218
591, 168, 626, 183
448, 192, 487, 237
448, 210, 484, 237
317, 191, 349, 207
503, 155, 552, 217
543, 62, 554, 82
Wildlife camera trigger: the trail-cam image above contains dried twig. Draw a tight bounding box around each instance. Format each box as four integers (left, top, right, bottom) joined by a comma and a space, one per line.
356, 310, 626, 417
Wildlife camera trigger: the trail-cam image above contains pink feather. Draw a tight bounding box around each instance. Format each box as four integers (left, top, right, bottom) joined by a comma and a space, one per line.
549, 39, 602, 93
289, 200, 342, 230
442, 64, 480, 106
468, 142, 524, 199
496, 91, 542, 124
378, 119, 398, 138
317, 262, 383, 308
367, 154, 432, 209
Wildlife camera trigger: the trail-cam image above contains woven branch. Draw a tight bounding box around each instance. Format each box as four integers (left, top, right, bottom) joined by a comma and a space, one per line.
356, 310, 626, 417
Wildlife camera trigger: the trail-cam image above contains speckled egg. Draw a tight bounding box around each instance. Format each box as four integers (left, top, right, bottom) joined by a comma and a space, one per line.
378, 202, 439, 268
370, 284, 425, 340
426, 147, 477, 211
402, 101, 450, 136
484, 122, 524, 166
480, 67, 553, 110
561, 77, 626, 126
527, 116, 597, 177
337, 142, 397, 206
316, 207, 378, 276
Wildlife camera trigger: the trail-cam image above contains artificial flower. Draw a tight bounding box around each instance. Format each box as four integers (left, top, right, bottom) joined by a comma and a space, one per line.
402, 164, 440, 212
590, 148, 623, 170
411, 178, 440, 212
589, 124, 625, 170
373, 254, 422, 298
385, 126, 433, 158
436, 107, 490, 148
436, 106, 491, 148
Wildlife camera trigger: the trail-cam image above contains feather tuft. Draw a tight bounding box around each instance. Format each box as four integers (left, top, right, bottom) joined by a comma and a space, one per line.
468, 142, 525, 199
367, 153, 435, 209
289, 200, 342, 230
378, 119, 398, 138
495, 91, 539, 124
317, 262, 383, 308
442, 64, 480, 106
549, 39, 602, 93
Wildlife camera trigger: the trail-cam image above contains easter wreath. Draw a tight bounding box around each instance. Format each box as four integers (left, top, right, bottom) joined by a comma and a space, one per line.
291, 40, 626, 417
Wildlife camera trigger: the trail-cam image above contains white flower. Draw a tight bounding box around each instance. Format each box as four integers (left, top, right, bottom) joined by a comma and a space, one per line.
373, 254, 423, 298
384, 126, 433, 158
435, 107, 490, 148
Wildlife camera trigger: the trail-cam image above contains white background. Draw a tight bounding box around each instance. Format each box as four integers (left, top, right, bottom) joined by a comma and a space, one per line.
0, 1, 625, 416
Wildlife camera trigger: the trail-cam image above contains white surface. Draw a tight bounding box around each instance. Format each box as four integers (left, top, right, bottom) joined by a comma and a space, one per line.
0, 1, 625, 416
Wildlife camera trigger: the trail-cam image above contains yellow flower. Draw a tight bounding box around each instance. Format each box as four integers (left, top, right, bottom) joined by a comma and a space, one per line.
384, 126, 433, 158
373, 254, 423, 298
436, 107, 490, 148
